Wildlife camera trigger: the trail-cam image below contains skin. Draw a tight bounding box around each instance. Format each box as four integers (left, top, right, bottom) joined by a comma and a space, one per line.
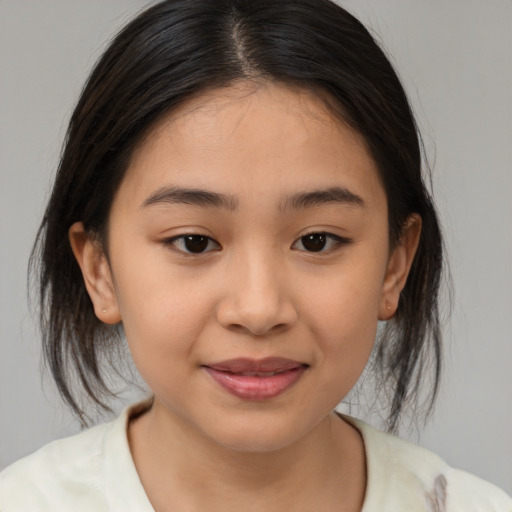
70, 82, 421, 512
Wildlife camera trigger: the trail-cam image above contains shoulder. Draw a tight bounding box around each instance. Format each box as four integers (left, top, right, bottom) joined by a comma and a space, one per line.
0, 419, 114, 511
443, 467, 512, 512
347, 416, 512, 512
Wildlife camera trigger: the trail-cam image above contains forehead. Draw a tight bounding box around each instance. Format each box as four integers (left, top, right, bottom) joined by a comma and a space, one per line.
119, 82, 384, 211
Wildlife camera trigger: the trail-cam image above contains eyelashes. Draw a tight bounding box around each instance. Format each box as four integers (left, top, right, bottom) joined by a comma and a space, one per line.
291, 232, 350, 253
164, 234, 221, 254
163, 232, 351, 255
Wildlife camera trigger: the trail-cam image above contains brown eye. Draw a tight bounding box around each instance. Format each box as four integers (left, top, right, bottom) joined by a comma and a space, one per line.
301, 233, 327, 252
292, 232, 350, 253
184, 235, 209, 253
166, 234, 220, 254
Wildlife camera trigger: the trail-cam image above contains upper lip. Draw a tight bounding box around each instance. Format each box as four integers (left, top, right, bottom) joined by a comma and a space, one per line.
204, 357, 307, 373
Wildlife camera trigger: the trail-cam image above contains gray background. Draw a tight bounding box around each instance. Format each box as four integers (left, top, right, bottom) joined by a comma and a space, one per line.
1, 0, 511, 495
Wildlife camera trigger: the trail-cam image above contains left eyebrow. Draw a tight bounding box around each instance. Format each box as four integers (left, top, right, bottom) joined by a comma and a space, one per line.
280, 186, 365, 211
140, 186, 239, 211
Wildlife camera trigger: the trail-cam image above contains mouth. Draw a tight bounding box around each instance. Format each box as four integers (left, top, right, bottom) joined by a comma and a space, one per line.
202, 357, 309, 401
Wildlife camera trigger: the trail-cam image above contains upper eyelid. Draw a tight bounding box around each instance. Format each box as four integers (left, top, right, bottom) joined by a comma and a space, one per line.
163, 230, 218, 242
294, 231, 351, 243
163, 231, 350, 242
298, 230, 345, 238
166, 233, 215, 241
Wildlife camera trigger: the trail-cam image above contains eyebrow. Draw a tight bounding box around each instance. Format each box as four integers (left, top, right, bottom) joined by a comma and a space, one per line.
141, 185, 364, 212
280, 187, 365, 211
141, 186, 239, 211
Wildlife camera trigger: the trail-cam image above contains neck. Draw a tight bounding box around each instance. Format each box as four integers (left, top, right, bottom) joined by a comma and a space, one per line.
128, 400, 366, 512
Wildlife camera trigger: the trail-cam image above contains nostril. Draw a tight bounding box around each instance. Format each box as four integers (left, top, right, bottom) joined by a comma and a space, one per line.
223, 321, 291, 338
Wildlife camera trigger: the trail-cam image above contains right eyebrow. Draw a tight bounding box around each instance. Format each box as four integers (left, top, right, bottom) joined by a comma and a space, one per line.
140, 186, 239, 211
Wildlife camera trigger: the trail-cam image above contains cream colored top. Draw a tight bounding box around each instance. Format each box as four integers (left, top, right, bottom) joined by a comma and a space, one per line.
1, 401, 511, 511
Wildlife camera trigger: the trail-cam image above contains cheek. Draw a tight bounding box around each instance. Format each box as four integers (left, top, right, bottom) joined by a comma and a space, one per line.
112, 254, 215, 376
119, 288, 212, 402
309, 288, 379, 362
302, 259, 384, 391
310, 300, 378, 404
304, 251, 384, 335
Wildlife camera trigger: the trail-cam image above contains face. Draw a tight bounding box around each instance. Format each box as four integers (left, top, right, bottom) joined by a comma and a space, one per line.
72, 82, 418, 452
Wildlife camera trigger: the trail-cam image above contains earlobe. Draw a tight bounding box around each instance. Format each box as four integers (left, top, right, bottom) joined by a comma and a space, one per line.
379, 214, 422, 320
68, 222, 121, 324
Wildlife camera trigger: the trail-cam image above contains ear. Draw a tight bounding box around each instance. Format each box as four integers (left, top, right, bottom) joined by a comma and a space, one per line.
379, 214, 422, 320
68, 222, 121, 325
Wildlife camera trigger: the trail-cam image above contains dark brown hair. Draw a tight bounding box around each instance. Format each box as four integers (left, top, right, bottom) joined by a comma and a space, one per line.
31, 0, 445, 431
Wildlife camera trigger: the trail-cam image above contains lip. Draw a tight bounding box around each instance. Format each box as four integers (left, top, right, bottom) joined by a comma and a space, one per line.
203, 357, 308, 401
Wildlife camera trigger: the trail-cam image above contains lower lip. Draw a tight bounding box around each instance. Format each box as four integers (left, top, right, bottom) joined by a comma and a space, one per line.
203, 366, 306, 401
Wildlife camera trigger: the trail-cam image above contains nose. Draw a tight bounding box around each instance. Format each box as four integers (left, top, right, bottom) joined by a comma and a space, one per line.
215, 248, 298, 336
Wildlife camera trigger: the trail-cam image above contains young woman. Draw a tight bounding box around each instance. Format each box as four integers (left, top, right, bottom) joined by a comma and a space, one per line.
1, 1, 510, 510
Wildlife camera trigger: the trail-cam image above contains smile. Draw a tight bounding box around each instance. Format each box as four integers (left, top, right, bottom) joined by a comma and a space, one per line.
203, 357, 308, 401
